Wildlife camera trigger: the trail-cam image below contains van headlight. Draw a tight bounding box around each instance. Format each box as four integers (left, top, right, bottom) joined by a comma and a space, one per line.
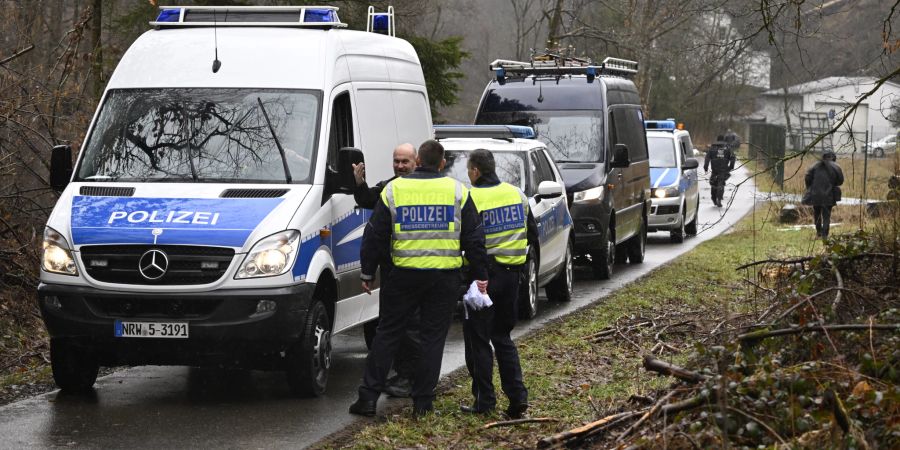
236, 230, 301, 279
573, 186, 604, 204
42, 227, 77, 276
653, 187, 680, 199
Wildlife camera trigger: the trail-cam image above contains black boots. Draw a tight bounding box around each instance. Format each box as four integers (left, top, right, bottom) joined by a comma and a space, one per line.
348, 398, 376, 417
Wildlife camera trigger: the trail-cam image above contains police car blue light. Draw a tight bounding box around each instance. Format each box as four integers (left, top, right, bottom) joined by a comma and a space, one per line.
644, 120, 676, 130
155, 8, 181, 22
372, 14, 390, 32
304, 8, 338, 23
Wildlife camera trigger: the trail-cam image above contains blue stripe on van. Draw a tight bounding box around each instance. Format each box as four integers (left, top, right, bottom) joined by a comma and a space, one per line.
70, 196, 283, 247
650, 168, 678, 189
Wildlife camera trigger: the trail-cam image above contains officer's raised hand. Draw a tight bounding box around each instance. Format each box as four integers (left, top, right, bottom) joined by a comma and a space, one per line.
353, 162, 366, 186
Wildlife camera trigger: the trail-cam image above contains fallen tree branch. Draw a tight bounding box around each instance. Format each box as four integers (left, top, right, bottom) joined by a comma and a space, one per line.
738, 323, 900, 342
536, 410, 643, 449
617, 390, 678, 442
659, 390, 716, 415
482, 417, 558, 429
642, 356, 708, 383
735, 256, 813, 271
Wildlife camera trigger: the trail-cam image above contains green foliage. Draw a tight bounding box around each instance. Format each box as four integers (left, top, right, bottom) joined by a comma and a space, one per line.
405, 35, 469, 121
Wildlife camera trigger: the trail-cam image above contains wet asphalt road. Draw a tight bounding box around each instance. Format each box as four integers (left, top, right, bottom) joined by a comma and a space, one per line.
0, 169, 754, 449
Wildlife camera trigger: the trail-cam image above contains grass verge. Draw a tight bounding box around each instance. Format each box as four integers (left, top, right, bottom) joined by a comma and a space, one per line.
319, 207, 826, 449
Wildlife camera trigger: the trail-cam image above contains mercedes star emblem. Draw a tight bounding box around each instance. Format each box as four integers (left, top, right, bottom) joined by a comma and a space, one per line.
138, 249, 169, 280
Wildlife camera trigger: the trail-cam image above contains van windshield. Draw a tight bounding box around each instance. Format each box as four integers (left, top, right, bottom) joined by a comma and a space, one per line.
647, 136, 677, 168
76, 88, 320, 183
477, 110, 604, 163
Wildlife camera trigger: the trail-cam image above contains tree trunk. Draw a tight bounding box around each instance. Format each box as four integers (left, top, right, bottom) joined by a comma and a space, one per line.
90, 0, 103, 100
545, 0, 564, 49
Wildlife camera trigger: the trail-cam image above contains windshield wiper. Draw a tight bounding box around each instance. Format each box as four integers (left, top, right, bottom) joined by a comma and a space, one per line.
180, 106, 199, 182
257, 97, 292, 183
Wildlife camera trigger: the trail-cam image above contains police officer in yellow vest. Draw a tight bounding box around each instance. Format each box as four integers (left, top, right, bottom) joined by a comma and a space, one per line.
460, 149, 537, 419
350, 140, 489, 417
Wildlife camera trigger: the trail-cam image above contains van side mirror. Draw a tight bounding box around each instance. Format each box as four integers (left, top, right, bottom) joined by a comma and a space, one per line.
610, 144, 630, 168
337, 147, 364, 193
50, 145, 73, 192
536, 180, 563, 201
682, 158, 699, 170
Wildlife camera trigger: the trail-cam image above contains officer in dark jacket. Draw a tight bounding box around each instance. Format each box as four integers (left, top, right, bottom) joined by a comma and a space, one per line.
349, 140, 489, 417
461, 149, 539, 419
803, 151, 844, 239
353, 143, 420, 397
704, 136, 735, 207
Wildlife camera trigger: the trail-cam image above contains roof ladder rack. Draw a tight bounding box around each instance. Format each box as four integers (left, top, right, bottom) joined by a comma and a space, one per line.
367, 6, 395, 37
150, 5, 347, 28
490, 52, 638, 83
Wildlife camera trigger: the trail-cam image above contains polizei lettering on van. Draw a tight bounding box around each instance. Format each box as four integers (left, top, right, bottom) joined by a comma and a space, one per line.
107, 210, 221, 225
397, 205, 453, 231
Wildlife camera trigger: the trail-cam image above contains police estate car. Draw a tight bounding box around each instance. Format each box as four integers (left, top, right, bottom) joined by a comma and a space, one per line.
645, 120, 700, 243
435, 125, 573, 320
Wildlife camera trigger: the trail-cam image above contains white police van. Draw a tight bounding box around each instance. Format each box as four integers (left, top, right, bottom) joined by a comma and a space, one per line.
644, 120, 700, 243
435, 125, 574, 320
38, 5, 431, 396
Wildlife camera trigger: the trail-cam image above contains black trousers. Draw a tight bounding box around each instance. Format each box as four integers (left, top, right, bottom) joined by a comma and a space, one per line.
358, 269, 461, 410
709, 171, 730, 203
363, 309, 421, 380
813, 205, 833, 237
462, 265, 528, 410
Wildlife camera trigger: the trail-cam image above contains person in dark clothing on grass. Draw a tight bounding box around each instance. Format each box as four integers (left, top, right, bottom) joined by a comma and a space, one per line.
349, 140, 489, 418
460, 149, 539, 419
352, 142, 420, 398
803, 150, 844, 239
704, 136, 736, 207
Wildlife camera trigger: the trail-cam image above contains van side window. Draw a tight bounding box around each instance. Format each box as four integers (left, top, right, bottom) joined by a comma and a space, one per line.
610, 107, 648, 162
327, 92, 353, 170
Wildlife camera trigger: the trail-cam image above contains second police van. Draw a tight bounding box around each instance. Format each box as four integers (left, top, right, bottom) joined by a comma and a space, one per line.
644, 120, 700, 243
38, 6, 430, 396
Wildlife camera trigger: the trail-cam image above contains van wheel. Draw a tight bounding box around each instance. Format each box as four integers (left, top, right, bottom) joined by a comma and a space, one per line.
875, 147, 885, 158
546, 241, 573, 302
518, 250, 539, 319
286, 300, 332, 397
50, 338, 99, 393
363, 319, 378, 350
591, 228, 614, 280
685, 198, 699, 236
627, 215, 647, 264
670, 207, 686, 243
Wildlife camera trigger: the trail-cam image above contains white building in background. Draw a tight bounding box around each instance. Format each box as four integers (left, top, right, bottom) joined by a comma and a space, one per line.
757, 77, 900, 152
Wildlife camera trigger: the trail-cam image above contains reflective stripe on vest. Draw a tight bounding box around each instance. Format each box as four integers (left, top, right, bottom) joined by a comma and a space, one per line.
469, 182, 529, 266
382, 176, 467, 269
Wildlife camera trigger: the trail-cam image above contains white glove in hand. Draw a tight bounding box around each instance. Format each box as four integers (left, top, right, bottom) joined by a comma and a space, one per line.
463, 280, 493, 312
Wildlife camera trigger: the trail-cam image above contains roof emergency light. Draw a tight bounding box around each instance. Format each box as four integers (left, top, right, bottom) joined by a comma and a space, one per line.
434, 125, 536, 141
367, 6, 395, 37
644, 120, 677, 131
150, 5, 347, 28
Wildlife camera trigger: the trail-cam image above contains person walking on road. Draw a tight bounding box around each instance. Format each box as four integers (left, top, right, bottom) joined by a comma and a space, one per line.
802, 150, 844, 239
353, 143, 420, 398
461, 149, 537, 419
704, 136, 736, 207
349, 140, 490, 418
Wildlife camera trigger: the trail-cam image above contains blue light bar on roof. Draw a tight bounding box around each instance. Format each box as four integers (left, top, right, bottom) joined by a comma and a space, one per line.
372, 14, 390, 33
156, 8, 181, 22
304, 8, 338, 23
644, 120, 676, 130
506, 125, 536, 139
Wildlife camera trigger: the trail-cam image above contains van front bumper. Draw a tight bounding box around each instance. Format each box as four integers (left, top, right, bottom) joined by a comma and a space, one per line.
37, 282, 316, 369
567, 200, 612, 253
648, 196, 684, 232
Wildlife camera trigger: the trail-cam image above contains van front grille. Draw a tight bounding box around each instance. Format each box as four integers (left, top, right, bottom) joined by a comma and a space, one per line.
80, 245, 234, 285
84, 296, 222, 319
220, 188, 288, 198
79, 186, 136, 197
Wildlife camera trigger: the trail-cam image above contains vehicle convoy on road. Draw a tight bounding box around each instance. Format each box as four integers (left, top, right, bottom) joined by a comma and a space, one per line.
37, 5, 432, 396
644, 120, 701, 243
435, 125, 574, 319
474, 53, 651, 280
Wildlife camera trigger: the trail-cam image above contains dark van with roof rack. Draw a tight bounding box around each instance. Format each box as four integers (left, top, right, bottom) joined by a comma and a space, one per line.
474, 54, 650, 279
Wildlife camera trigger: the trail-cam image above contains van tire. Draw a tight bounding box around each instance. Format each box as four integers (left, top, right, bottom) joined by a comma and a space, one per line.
546, 241, 574, 302
519, 250, 539, 319
626, 215, 646, 264
591, 227, 615, 280
670, 207, 686, 243
286, 300, 332, 397
685, 198, 699, 236
50, 338, 99, 393
874, 147, 885, 158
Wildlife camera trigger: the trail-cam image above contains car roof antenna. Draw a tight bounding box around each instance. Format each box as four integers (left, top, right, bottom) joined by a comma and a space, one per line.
212, 9, 222, 73
537, 82, 544, 103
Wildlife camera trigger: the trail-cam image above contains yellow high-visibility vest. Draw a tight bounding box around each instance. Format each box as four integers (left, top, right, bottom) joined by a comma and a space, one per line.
469, 182, 529, 266
382, 176, 468, 269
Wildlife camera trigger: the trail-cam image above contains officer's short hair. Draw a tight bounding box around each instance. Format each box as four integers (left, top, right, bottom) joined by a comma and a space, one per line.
468, 149, 496, 175
418, 140, 444, 170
